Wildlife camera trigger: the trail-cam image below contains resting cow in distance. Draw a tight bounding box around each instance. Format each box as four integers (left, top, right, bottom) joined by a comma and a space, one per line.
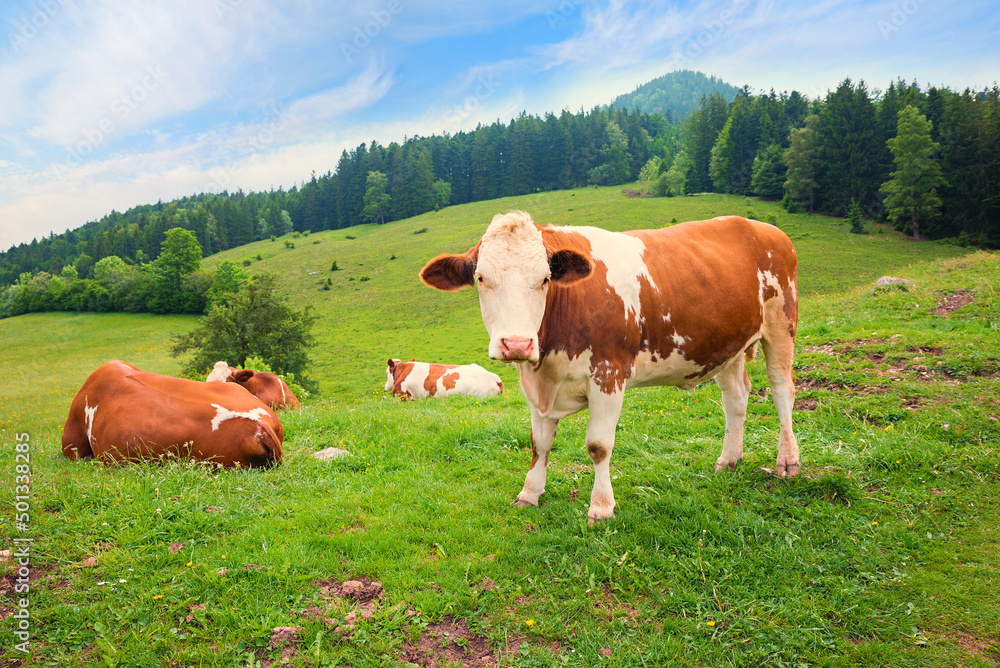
206, 361, 300, 410
385, 359, 503, 400
420, 211, 799, 522
63, 360, 284, 468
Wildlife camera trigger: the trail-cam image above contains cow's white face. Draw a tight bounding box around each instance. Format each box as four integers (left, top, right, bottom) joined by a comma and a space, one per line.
206, 361, 234, 383
475, 214, 551, 362
384, 359, 399, 392
420, 211, 593, 364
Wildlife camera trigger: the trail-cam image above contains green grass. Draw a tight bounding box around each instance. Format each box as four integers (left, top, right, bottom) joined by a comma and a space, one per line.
2, 188, 999, 667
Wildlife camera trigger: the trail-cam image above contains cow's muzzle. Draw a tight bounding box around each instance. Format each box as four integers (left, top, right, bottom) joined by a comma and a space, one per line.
498, 336, 534, 361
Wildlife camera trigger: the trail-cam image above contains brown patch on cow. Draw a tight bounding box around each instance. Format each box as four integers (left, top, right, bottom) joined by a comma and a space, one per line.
932, 290, 975, 315
587, 442, 609, 464
441, 371, 461, 390
400, 616, 496, 667
423, 363, 459, 396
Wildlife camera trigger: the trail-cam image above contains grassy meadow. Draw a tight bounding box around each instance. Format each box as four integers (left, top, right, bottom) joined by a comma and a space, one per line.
2, 187, 999, 667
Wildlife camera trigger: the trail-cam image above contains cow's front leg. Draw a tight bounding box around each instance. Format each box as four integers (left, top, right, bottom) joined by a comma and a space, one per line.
514, 406, 558, 508
586, 389, 625, 523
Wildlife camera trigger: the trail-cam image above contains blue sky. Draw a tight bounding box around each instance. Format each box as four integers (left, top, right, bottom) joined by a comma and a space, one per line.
1, 0, 997, 249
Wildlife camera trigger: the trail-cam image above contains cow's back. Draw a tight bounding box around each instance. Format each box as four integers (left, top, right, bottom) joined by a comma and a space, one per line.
62, 361, 283, 467
537, 217, 797, 392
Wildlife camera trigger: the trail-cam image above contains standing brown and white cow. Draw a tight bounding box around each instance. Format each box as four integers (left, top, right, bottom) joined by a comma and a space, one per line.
63, 360, 284, 468
420, 211, 799, 522
206, 361, 300, 410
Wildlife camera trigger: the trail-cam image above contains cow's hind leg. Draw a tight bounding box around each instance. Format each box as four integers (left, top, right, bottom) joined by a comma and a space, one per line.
585, 390, 625, 523
762, 320, 800, 477
714, 355, 751, 471
514, 406, 558, 508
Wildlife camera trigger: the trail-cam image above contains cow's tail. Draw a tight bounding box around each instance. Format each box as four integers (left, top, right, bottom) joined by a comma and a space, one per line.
61, 404, 94, 461
250, 421, 284, 468
744, 342, 758, 364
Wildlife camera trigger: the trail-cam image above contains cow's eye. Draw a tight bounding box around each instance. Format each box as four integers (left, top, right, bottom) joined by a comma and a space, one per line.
542, 277, 550, 285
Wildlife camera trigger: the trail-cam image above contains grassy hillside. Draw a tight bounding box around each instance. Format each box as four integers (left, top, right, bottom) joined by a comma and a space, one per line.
201, 187, 967, 400
2, 187, 998, 667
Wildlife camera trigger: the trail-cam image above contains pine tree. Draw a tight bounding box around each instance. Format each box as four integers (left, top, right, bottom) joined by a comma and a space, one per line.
880, 105, 946, 238
751, 144, 787, 199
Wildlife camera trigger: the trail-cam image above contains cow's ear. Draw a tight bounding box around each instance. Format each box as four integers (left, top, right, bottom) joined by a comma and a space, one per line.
549, 248, 592, 284
420, 243, 480, 292
387, 359, 396, 371
234, 369, 255, 383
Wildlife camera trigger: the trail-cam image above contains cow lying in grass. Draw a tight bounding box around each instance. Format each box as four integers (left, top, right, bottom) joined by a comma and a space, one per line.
385, 359, 504, 400
62, 360, 284, 468
206, 361, 300, 410
420, 211, 800, 522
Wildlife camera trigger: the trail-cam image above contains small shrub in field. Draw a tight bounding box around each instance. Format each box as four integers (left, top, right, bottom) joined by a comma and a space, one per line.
292, 232, 302, 239
390, 253, 397, 260
746, 209, 760, 220
284, 241, 295, 249
331, 260, 340, 271
413, 228, 428, 235
360, 276, 370, 282
346, 235, 357, 240
766, 213, 778, 226
270, 235, 276, 242
242, 259, 252, 267
255, 254, 262, 261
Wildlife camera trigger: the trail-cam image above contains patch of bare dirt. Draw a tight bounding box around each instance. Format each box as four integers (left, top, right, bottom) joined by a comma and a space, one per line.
400, 616, 496, 667
795, 398, 818, 411
303, 577, 386, 636
932, 290, 975, 315
940, 632, 998, 660
621, 188, 647, 198
256, 626, 302, 668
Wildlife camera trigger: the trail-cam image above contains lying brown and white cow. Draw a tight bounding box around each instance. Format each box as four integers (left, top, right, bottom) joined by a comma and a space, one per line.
206, 361, 300, 410
385, 359, 504, 399
62, 360, 284, 468
420, 211, 799, 522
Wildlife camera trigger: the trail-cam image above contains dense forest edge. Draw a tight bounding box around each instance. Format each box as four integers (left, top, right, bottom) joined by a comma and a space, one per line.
2, 71, 998, 320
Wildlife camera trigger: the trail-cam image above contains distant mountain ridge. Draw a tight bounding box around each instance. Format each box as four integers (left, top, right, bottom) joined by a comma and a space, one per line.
609, 70, 742, 121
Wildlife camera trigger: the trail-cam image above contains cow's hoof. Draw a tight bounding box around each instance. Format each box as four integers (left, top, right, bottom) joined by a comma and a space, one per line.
586, 505, 616, 525
777, 460, 800, 477
714, 458, 741, 472
512, 494, 540, 508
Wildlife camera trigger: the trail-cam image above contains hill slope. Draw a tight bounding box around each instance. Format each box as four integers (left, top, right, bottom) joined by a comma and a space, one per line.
200, 187, 968, 399
609, 69, 742, 120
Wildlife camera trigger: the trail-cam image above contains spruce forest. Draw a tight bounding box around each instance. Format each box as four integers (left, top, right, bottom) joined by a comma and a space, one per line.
1, 73, 998, 320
